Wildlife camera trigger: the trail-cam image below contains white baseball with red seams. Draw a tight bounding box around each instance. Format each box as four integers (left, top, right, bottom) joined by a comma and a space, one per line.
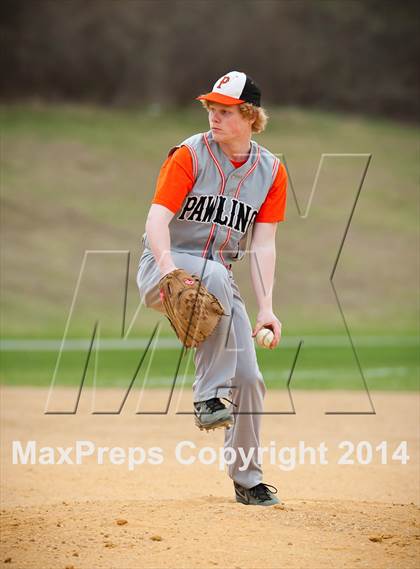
256, 327, 274, 348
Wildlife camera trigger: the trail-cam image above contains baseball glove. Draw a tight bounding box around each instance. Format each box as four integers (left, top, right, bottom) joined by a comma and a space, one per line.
159, 268, 225, 348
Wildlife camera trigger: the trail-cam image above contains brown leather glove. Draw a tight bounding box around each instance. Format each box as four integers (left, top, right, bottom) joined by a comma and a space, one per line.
159, 268, 225, 349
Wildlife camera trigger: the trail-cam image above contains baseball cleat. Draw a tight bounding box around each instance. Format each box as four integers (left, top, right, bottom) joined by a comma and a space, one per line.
193, 398, 234, 431
234, 482, 280, 506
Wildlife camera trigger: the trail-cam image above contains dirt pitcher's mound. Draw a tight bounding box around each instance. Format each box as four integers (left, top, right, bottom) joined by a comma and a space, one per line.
1, 387, 419, 568
1, 498, 419, 569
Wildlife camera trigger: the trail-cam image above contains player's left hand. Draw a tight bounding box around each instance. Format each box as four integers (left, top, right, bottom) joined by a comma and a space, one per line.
252, 310, 282, 349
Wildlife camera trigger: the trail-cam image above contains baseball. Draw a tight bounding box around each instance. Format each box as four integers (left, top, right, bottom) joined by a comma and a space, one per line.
255, 327, 274, 348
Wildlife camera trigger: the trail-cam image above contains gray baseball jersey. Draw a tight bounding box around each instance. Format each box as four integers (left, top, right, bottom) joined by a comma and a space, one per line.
142, 131, 280, 266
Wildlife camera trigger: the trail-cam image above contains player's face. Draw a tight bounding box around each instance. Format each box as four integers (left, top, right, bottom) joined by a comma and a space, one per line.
207, 103, 253, 143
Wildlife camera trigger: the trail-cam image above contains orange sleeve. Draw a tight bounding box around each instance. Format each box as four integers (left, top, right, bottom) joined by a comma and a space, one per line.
255, 162, 287, 223
151, 145, 195, 213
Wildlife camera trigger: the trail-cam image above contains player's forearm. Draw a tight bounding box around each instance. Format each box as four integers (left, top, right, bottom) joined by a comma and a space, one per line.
250, 243, 276, 312
145, 206, 177, 276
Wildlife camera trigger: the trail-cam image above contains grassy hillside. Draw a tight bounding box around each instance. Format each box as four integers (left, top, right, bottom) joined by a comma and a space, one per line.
1, 104, 418, 339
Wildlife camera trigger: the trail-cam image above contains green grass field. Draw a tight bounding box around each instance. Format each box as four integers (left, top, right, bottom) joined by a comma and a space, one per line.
0, 340, 418, 390
1, 104, 418, 389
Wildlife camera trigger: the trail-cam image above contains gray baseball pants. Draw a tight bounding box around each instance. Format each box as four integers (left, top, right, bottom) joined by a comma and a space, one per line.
137, 249, 265, 488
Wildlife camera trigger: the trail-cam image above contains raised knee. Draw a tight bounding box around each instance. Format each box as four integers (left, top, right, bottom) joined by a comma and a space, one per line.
201, 263, 232, 310
138, 283, 165, 314
205, 261, 229, 284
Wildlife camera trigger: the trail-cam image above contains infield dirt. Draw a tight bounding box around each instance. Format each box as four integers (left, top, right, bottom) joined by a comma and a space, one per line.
1, 387, 419, 568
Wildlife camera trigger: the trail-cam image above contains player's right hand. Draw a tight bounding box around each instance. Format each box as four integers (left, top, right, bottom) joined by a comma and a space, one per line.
160, 264, 178, 277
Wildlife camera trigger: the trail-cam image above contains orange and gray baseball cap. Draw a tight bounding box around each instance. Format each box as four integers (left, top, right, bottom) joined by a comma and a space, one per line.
197, 71, 261, 107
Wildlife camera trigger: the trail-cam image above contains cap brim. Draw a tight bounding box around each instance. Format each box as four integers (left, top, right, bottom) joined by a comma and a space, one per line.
196, 92, 245, 106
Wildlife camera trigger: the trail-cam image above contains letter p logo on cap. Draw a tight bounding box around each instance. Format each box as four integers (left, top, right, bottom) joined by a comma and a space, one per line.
217, 76, 231, 89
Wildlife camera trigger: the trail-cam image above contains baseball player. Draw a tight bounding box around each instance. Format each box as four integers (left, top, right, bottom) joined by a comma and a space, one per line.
137, 71, 287, 506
